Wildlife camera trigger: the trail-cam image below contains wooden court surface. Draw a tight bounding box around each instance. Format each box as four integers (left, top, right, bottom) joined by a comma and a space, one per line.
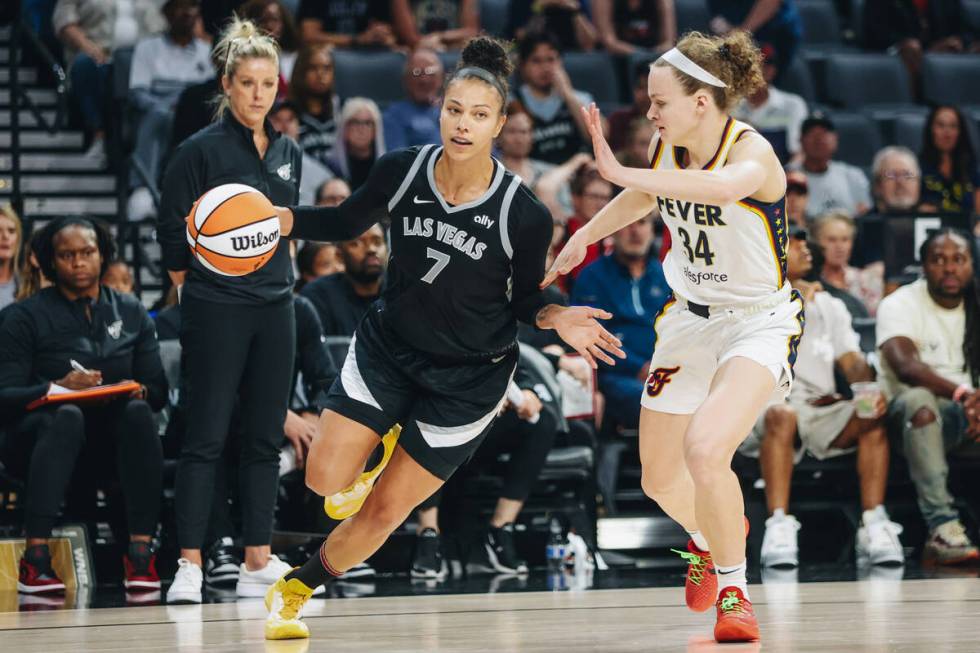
0, 578, 977, 651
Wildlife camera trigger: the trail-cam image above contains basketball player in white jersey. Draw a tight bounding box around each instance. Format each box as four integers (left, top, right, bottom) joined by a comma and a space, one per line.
544, 31, 804, 643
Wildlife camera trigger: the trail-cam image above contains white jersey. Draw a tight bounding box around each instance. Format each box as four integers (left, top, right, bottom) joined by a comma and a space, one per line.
652, 116, 789, 306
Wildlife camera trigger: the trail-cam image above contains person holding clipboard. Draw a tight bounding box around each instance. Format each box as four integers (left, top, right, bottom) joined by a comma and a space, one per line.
0, 217, 168, 595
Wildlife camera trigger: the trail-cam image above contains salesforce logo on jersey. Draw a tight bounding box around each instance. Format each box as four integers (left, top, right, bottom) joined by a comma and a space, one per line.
682, 264, 729, 285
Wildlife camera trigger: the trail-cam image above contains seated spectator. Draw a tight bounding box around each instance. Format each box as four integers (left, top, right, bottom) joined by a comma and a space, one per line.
918, 105, 980, 216
14, 230, 51, 304
514, 31, 594, 165
740, 229, 903, 569
872, 146, 922, 214
497, 103, 556, 190
571, 214, 670, 430
785, 170, 808, 228
789, 114, 872, 220
608, 59, 654, 152
327, 98, 386, 190
812, 211, 885, 315
0, 204, 23, 311
383, 49, 443, 150
239, 0, 301, 93
289, 44, 341, 167
296, 0, 395, 49
316, 177, 353, 207
300, 224, 387, 335
0, 217, 168, 594
412, 348, 564, 579
707, 0, 802, 82
877, 228, 980, 564
561, 164, 615, 286
391, 0, 480, 50
509, 0, 597, 51
807, 239, 871, 324
615, 116, 655, 168
594, 0, 675, 55
53, 0, 165, 165
295, 242, 344, 292
733, 43, 808, 165
268, 100, 335, 205
166, 47, 221, 165
102, 259, 135, 294
863, 0, 978, 94
127, 0, 213, 221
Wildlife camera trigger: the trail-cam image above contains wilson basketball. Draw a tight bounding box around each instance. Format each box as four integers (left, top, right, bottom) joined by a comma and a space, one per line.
185, 183, 281, 277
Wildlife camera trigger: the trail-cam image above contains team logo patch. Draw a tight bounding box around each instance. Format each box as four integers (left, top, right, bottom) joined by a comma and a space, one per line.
646, 366, 681, 397
107, 319, 123, 340
276, 163, 292, 180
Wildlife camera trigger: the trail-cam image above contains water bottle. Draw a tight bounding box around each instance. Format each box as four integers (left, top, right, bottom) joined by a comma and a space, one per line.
545, 516, 567, 572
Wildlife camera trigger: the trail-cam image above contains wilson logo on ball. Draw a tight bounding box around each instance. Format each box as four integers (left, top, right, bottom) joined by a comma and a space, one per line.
186, 183, 281, 277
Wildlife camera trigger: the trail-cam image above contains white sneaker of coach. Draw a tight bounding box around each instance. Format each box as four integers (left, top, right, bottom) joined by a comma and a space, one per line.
166, 558, 203, 604
236, 555, 326, 597
760, 511, 801, 568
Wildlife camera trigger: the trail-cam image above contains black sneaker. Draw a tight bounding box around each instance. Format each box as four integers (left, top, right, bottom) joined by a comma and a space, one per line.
411, 528, 448, 580
338, 561, 376, 579
481, 523, 528, 575
204, 537, 240, 587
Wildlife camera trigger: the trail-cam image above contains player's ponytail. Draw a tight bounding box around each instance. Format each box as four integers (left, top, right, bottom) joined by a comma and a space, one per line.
448, 36, 514, 110
212, 15, 280, 119
653, 30, 764, 111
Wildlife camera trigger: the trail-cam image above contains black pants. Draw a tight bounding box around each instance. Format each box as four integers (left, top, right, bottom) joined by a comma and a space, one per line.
5, 400, 162, 539
176, 296, 294, 549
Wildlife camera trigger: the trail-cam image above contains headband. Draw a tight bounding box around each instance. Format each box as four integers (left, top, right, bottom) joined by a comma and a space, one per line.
453, 66, 507, 100
658, 47, 727, 88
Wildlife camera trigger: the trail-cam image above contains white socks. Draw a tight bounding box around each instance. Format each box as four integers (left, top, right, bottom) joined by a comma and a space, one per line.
687, 530, 710, 552
716, 560, 749, 599
862, 504, 888, 526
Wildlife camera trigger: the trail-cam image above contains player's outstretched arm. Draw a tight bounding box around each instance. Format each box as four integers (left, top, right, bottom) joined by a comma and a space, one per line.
535, 305, 626, 369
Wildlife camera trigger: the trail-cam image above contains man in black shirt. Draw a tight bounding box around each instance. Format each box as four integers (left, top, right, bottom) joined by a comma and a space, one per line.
0, 217, 167, 595
296, 0, 395, 49
300, 223, 386, 337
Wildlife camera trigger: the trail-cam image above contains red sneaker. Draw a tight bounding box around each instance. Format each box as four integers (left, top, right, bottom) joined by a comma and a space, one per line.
124, 542, 161, 590
714, 586, 760, 643
17, 547, 66, 594
672, 517, 750, 613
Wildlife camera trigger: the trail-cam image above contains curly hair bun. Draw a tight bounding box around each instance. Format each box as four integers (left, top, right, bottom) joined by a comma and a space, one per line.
459, 36, 513, 80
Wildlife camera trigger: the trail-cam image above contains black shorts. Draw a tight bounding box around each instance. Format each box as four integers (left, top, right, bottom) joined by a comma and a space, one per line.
324, 310, 518, 480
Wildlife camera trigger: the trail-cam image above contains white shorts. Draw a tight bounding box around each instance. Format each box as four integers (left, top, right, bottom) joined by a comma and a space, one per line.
739, 400, 857, 461
640, 288, 805, 415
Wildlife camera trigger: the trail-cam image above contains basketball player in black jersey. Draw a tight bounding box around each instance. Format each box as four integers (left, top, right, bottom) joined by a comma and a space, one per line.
262, 37, 624, 640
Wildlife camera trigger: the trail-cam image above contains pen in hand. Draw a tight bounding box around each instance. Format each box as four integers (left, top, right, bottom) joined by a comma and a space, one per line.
70, 359, 93, 375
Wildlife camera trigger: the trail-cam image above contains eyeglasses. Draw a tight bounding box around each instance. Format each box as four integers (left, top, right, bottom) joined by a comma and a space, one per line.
881, 171, 919, 181
411, 66, 440, 77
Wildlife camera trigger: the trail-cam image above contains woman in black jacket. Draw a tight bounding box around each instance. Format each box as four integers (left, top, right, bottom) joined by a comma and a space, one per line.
0, 217, 167, 594
157, 16, 304, 604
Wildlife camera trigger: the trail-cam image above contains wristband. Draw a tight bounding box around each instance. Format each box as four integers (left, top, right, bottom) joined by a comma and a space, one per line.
953, 383, 972, 403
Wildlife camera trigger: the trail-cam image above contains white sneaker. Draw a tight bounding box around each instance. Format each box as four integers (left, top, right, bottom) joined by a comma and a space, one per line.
237, 555, 292, 597
127, 186, 156, 221
166, 558, 203, 604
856, 507, 905, 566
82, 137, 107, 167
760, 511, 801, 568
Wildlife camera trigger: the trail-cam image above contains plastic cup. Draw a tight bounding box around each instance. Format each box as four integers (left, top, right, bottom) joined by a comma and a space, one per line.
851, 382, 880, 419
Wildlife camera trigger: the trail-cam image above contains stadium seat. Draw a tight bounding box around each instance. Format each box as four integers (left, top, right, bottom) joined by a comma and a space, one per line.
825, 110, 882, 168
892, 112, 928, 154
922, 54, 980, 107
824, 53, 912, 110
479, 0, 510, 37
964, 0, 980, 32
333, 50, 407, 107
797, 0, 843, 46
438, 51, 460, 75
868, 105, 928, 149
563, 52, 620, 111
674, 0, 711, 35
778, 55, 816, 105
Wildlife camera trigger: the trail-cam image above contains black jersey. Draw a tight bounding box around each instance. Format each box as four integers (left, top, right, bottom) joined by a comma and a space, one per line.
289, 145, 554, 363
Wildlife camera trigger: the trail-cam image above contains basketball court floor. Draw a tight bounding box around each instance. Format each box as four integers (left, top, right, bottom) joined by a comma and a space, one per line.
1, 566, 978, 652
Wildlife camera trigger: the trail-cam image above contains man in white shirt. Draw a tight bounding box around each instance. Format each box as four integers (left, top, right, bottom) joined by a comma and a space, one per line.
877, 228, 980, 565
788, 115, 872, 221
127, 0, 213, 220
740, 226, 903, 569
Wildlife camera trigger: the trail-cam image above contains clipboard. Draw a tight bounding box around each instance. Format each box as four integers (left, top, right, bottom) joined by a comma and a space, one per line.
26, 381, 142, 411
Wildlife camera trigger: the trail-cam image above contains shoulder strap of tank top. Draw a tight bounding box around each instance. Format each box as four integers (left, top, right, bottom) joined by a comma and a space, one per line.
717, 118, 759, 168
387, 144, 437, 212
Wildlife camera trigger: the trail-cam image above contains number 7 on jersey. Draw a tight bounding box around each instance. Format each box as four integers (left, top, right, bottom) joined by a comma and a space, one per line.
422, 247, 451, 284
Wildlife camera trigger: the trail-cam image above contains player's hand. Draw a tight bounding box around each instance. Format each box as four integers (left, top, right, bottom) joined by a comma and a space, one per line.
284, 409, 317, 469
541, 229, 589, 288
544, 305, 626, 369
581, 103, 624, 186
516, 389, 543, 422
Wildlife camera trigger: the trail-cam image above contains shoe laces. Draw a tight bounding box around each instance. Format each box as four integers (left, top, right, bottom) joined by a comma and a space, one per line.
766, 517, 801, 548
280, 587, 308, 621
671, 548, 709, 585
719, 590, 746, 615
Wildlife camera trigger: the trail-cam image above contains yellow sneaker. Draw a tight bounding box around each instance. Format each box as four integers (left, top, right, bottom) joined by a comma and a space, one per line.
324, 425, 400, 520
264, 574, 314, 640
